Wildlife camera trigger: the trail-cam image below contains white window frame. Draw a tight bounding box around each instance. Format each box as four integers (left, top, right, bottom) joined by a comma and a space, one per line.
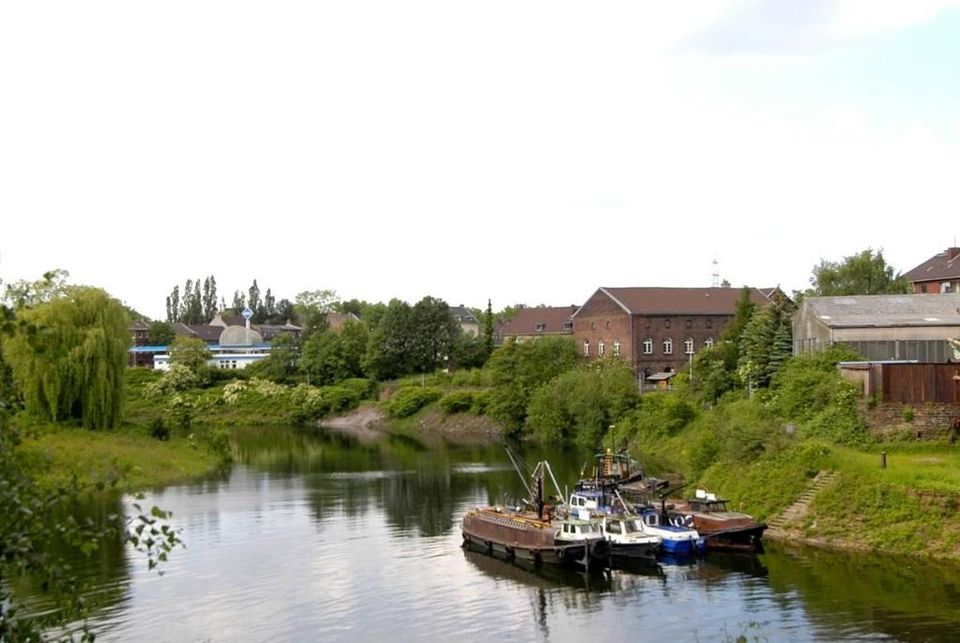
598, 339, 605, 356
684, 337, 694, 355
583, 340, 590, 356
642, 338, 653, 355
704, 337, 714, 349
663, 338, 673, 355
613, 339, 621, 356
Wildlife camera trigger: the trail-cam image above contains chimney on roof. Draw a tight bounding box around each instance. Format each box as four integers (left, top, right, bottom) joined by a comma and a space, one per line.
948, 248, 960, 260
721, 279, 731, 288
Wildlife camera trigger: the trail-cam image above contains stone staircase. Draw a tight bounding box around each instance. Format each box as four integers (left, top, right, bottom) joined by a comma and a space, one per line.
767, 470, 838, 533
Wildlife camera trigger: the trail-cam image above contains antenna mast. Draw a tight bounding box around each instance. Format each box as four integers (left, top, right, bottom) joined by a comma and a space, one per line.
712, 257, 720, 288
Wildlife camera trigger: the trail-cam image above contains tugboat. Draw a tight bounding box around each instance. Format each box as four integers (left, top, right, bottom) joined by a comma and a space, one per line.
669, 490, 767, 552
565, 490, 661, 562
461, 460, 610, 569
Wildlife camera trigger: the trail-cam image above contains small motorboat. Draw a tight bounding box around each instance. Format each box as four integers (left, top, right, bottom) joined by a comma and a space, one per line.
669, 490, 766, 552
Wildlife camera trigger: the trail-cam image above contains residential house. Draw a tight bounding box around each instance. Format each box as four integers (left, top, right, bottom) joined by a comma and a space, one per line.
327, 312, 360, 333
903, 247, 960, 294
573, 287, 775, 377
793, 293, 960, 362
497, 305, 579, 343
129, 320, 153, 367
450, 305, 481, 337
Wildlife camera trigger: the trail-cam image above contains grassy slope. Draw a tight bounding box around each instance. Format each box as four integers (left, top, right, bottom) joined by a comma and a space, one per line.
16, 421, 221, 491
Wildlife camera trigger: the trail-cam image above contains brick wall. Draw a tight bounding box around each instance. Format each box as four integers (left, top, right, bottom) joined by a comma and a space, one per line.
863, 401, 960, 439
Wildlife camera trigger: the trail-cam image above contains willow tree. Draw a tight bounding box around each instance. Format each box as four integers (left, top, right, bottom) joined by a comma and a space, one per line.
3, 287, 128, 429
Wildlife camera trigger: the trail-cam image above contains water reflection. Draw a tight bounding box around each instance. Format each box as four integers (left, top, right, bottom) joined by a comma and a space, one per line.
17, 425, 960, 642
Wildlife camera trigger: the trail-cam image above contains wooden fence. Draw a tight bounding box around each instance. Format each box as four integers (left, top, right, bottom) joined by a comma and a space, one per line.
880, 364, 960, 403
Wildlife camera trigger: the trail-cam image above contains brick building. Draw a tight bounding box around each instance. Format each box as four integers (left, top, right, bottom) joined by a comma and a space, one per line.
496, 305, 579, 344
903, 247, 960, 294
572, 287, 775, 377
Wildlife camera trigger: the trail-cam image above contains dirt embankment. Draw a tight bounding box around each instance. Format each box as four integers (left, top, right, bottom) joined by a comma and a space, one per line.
320, 405, 503, 443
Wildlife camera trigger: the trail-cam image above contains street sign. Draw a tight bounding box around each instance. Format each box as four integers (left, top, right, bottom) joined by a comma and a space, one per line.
242, 307, 254, 320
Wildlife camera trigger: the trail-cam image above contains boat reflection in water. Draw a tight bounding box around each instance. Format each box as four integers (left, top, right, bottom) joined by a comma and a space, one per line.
462, 541, 618, 593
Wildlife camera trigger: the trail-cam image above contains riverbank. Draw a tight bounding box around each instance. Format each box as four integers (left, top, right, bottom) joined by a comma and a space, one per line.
320, 403, 503, 444
15, 418, 224, 491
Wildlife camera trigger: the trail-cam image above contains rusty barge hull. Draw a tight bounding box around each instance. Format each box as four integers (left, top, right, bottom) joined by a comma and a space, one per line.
461, 508, 590, 566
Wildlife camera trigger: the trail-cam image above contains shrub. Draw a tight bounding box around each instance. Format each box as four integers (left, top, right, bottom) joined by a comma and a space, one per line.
470, 391, 491, 415
340, 378, 377, 400
439, 391, 475, 415
902, 405, 915, 423
146, 364, 202, 396
384, 386, 442, 418
150, 416, 169, 441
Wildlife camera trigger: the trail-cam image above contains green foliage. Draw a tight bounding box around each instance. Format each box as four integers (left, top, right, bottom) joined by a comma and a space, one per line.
0, 302, 181, 640
486, 336, 580, 435
764, 346, 870, 445
168, 335, 212, 384
300, 324, 369, 385
610, 393, 697, 449
902, 405, 915, 423
384, 386, 443, 418
450, 332, 489, 370
738, 305, 792, 389
363, 299, 413, 379
244, 333, 300, 383
3, 286, 129, 430
147, 320, 176, 345
483, 299, 495, 358
806, 248, 909, 297
438, 390, 476, 415
2, 268, 70, 309
684, 400, 786, 477
339, 377, 377, 400
526, 358, 639, 447
147, 363, 202, 395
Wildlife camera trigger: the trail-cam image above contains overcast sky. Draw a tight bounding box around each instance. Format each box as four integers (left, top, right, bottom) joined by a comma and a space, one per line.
2, 1, 959, 319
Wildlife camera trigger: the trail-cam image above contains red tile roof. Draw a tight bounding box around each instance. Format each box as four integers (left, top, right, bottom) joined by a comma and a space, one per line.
585, 287, 772, 316
498, 306, 578, 336
903, 248, 960, 283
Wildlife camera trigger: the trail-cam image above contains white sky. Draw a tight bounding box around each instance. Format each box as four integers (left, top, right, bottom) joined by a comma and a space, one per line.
2, 1, 959, 319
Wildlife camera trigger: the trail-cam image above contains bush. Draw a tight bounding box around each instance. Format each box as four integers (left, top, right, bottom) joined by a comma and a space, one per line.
146, 364, 202, 396
471, 391, 491, 415
902, 406, 915, 423
150, 416, 169, 441
439, 391, 475, 415
384, 386, 442, 418
340, 378, 378, 400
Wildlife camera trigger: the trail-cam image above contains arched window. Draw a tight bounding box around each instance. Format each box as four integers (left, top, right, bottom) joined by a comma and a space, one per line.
613, 339, 621, 356
704, 336, 714, 349
684, 337, 694, 355
663, 337, 673, 355
583, 340, 590, 356
598, 339, 605, 356
642, 338, 653, 355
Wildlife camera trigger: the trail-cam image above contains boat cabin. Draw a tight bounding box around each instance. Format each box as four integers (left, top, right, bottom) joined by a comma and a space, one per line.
687, 489, 730, 513
556, 519, 602, 541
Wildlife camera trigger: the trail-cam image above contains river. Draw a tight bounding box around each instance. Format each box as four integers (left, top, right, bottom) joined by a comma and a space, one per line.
22, 425, 960, 642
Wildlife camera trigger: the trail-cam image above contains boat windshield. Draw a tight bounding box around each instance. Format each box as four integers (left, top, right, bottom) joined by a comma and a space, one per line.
624, 521, 639, 533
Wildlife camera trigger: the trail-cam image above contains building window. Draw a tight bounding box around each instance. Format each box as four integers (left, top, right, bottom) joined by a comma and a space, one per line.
583, 340, 590, 356
598, 339, 605, 356
642, 338, 653, 354
664, 319, 671, 329
536, 323, 545, 332
613, 340, 621, 356
684, 337, 694, 354
590, 321, 596, 330
920, 283, 928, 293
563, 321, 573, 330
606, 320, 611, 329
942, 282, 954, 293
663, 338, 673, 355
705, 319, 713, 329
705, 336, 714, 349
685, 319, 692, 329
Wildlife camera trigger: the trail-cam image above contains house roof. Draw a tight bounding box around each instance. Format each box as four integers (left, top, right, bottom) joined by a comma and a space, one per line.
579, 287, 772, 316
129, 320, 151, 331
450, 305, 479, 325
328, 312, 359, 331
498, 305, 578, 336
802, 294, 960, 328
185, 324, 226, 342
903, 248, 960, 283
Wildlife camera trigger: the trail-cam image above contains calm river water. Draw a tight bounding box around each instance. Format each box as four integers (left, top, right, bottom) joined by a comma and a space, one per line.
24, 426, 960, 642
